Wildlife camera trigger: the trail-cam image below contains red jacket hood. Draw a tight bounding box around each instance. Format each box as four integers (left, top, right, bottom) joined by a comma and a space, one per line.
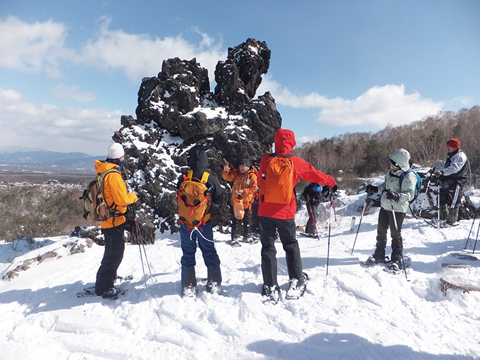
274, 129, 296, 155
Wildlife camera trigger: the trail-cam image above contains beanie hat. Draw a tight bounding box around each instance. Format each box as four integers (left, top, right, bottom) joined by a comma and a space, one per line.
107, 143, 125, 159
446, 138, 460, 148
238, 158, 251, 167
313, 183, 323, 192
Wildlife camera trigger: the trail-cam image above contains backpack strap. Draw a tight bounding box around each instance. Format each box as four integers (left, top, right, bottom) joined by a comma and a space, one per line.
270, 153, 292, 159
200, 171, 211, 222
98, 167, 124, 225
398, 169, 411, 188
200, 171, 210, 184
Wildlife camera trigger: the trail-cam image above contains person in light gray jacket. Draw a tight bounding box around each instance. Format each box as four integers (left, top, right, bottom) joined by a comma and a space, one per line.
365, 148, 417, 267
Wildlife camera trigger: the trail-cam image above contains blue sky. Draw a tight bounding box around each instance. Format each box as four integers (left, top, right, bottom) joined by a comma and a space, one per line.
0, 1, 479, 156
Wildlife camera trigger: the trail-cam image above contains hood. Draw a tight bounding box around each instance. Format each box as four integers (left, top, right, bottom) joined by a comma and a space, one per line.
188, 149, 210, 172
94, 160, 118, 174
389, 148, 410, 171
274, 129, 296, 155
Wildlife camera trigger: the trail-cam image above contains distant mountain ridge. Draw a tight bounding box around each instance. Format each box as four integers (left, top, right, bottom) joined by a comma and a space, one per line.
0, 151, 101, 169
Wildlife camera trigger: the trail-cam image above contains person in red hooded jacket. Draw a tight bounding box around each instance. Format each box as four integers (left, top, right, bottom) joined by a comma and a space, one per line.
258, 129, 337, 302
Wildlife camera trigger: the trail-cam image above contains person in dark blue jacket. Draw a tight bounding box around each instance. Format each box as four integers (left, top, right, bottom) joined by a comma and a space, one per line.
302, 183, 322, 237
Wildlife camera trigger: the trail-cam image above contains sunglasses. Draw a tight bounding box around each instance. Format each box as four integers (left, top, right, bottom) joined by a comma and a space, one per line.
390, 159, 400, 168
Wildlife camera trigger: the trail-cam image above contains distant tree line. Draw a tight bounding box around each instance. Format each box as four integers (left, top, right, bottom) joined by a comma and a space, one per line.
294, 106, 480, 181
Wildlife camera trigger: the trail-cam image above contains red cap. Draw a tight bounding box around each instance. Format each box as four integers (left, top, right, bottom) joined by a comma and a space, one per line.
446, 138, 460, 148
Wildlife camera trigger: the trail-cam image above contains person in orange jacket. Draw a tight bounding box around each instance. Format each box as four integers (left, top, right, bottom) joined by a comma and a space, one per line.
94, 143, 138, 298
258, 129, 337, 302
223, 158, 258, 246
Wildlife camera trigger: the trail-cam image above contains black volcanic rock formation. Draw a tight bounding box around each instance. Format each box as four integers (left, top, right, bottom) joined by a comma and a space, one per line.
112, 38, 282, 236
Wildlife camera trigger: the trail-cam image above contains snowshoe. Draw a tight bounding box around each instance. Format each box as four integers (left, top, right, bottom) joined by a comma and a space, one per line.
385, 262, 401, 272
261, 284, 281, 304
242, 234, 259, 244
285, 272, 309, 300
115, 275, 133, 282
77, 275, 131, 299
76, 286, 97, 298
227, 239, 241, 247
383, 256, 412, 275
101, 286, 126, 300
299, 232, 317, 239
360, 256, 388, 268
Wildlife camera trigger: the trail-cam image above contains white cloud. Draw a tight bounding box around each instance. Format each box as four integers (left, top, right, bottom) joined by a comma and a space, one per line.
0, 16, 70, 78
77, 19, 225, 82
0, 16, 225, 83
50, 84, 96, 103
259, 77, 443, 128
0, 87, 121, 155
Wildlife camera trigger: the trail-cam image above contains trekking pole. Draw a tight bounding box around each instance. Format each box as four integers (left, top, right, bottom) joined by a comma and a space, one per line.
391, 200, 408, 280
136, 221, 153, 277
400, 253, 408, 281
137, 240, 148, 289
131, 214, 154, 289
464, 216, 476, 250
436, 180, 441, 230
351, 197, 369, 255
326, 194, 332, 275
158, 174, 178, 190
390, 200, 398, 231
473, 221, 480, 254
307, 203, 321, 240
331, 192, 337, 221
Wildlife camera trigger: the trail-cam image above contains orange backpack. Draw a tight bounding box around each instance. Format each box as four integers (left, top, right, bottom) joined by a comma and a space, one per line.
177, 171, 211, 228
260, 154, 295, 204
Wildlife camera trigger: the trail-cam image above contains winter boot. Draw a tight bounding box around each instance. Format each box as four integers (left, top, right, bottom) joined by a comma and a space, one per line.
446, 207, 459, 225
182, 268, 197, 298
261, 284, 280, 304
440, 205, 449, 221
206, 266, 222, 294
286, 272, 309, 300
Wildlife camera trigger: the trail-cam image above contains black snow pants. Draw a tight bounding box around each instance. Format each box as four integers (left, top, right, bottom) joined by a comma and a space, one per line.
95, 223, 126, 295
374, 208, 406, 263
259, 216, 303, 287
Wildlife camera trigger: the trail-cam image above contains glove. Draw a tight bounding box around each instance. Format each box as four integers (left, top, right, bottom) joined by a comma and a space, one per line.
385, 189, 400, 202
366, 185, 378, 195
434, 171, 443, 179
322, 186, 331, 195
332, 184, 338, 193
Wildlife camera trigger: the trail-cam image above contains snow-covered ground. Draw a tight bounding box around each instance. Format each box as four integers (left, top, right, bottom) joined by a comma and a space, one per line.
1, 190, 480, 360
